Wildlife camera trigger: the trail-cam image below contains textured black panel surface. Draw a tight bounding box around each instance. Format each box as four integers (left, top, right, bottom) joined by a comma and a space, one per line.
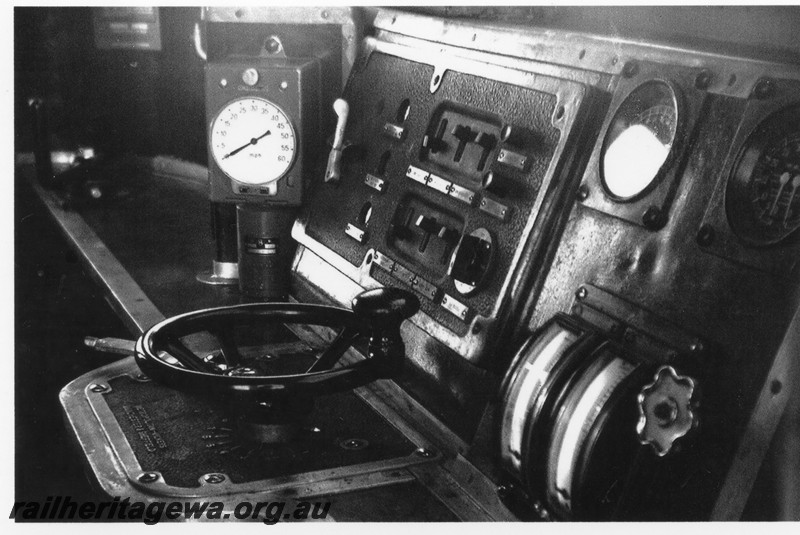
104, 376, 417, 488
303, 51, 560, 336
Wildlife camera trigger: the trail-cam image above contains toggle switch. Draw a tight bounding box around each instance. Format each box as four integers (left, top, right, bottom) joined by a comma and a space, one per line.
500, 124, 525, 147
415, 215, 440, 234
437, 226, 460, 245
451, 124, 476, 162
422, 118, 449, 154
422, 134, 446, 154
474, 132, 497, 171
325, 98, 350, 182
482, 170, 511, 197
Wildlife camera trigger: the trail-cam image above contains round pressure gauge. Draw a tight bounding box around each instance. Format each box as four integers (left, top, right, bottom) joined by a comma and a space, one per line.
210, 97, 297, 185
601, 81, 679, 200
726, 106, 800, 246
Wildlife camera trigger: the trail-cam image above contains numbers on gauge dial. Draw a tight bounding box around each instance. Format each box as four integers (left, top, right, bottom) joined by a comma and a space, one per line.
210, 98, 296, 185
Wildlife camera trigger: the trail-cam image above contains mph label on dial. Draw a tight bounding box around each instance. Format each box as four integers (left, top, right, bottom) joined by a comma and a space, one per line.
210, 97, 297, 189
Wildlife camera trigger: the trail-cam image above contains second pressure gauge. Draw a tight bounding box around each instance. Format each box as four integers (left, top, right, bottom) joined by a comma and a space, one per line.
210, 97, 297, 186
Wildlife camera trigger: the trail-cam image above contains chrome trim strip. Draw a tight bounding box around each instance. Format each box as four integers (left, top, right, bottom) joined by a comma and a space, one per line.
712, 304, 800, 520
27, 177, 165, 335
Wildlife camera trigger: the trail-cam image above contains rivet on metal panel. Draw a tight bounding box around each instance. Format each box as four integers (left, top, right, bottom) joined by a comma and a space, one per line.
575, 286, 588, 300
339, 438, 369, 450
89, 384, 108, 394
752, 78, 775, 99
642, 206, 667, 230
577, 184, 590, 201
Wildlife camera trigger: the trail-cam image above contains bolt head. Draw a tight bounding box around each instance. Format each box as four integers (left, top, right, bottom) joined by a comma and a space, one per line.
415, 447, 435, 458
695, 70, 713, 90
642, 206, 666, 230
138, 472, 159, 483
622, 61, 639, 78
753, 78, 775, 99
204, 473, 226, 484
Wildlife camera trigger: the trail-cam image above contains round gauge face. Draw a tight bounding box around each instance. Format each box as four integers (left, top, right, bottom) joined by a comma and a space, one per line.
210, 97, 296, 185
601, 81, 679, 200
726, 106, 800, 246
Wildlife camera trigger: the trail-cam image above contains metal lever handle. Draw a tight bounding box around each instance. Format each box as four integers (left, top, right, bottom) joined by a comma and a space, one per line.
84, 336, 137, 356
325, 98, 350, 182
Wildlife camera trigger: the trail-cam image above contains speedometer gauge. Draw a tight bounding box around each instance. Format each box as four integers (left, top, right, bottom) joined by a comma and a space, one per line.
601, 81, 679, 200
210, 97, 297, 185
726, 106, 800, 246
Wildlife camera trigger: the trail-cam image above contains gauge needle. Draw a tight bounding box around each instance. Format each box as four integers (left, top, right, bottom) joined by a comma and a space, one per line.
221, 130, 271, 160
783, 174, 800, 225
768, 172, 791, 217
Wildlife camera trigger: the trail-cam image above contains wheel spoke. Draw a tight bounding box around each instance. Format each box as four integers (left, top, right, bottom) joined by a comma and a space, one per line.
306, 326, 360, 373
163, 338, 219, 373
212, 327, 242, 367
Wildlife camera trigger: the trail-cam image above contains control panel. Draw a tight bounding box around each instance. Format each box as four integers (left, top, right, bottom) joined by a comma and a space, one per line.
293, 40, 594, 363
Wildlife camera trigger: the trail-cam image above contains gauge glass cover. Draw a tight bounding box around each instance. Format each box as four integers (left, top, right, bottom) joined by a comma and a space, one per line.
210, 97, 296, 185
601, 82, 679, 200
726, 106, 800, 246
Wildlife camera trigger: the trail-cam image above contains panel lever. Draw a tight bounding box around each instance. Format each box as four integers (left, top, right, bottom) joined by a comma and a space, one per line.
325, 98, 350, 182
84, 336, 136, 356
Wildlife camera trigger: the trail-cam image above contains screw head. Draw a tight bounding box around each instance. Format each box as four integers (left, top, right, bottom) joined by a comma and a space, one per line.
339, 438, 369, 451
577, 184, 590, 201
694, 70, 713, 90
265, 36, 282, 55
753, 78, 775, 99
89, 384, 108, 393
696, 224, 715, 247
642, 206, 666, 230
415, 447, 435, 458
575, 286, 588, 300
138, 472, 159, 483
203, 473, 226, 484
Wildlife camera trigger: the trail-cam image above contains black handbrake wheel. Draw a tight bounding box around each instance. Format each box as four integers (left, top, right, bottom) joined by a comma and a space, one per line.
134, 288, 420, 400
